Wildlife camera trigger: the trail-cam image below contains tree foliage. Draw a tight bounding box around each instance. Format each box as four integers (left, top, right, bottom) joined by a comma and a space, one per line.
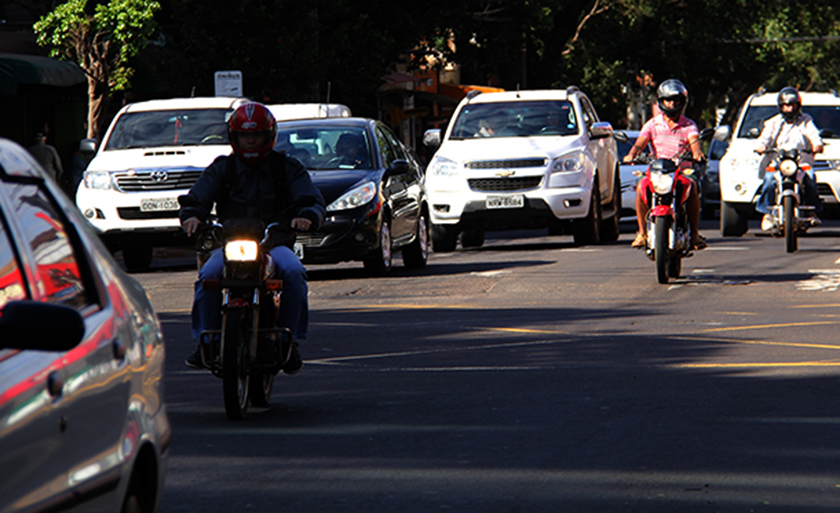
33, 0, 161, 139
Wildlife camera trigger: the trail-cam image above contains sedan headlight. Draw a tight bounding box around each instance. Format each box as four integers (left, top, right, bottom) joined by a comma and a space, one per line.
327, 181, 377, 212
83, 170, 115, 190
650, 172, 674, 195
427, 156, 459, 177
225, 240, 258, 262
551, 151, 584, 173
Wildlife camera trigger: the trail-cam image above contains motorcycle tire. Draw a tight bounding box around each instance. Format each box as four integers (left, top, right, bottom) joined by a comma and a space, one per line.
249, 372, 274, 408
784, 195, 797, 253
654, 216, 671, 284
222, 306, 250, 420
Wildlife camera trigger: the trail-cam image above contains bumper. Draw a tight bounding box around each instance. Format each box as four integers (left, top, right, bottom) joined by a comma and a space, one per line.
297, 210, 381, 264
77, 187, 186, 237
427, 185, 592, 229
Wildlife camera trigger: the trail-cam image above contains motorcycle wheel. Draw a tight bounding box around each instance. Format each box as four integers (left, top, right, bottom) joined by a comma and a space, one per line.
249, 373, 274, 407
784, 195, 797, 253
222, 307, 250, 420
654, 216, 671, 284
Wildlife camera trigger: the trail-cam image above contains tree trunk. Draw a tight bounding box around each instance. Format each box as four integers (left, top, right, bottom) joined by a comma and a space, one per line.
87, 75, 109, 141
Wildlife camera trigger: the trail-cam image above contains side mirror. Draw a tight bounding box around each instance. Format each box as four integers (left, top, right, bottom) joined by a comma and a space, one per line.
423, 129, 441, 148
699, 127, 715, 141
590, 121, 613, 140
820, 128, 835, 139
79, 138, 97, 153
383, 159, 409, 181
714, 125, 731, 142
0, 301, 85, 351
747, 127, 760, 138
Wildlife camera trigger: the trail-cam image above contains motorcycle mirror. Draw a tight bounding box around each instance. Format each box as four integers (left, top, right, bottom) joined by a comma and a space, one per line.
613, 132, 629, 143
178, 194, 198, 208
713, 125, 731, 142
820, 128, 835, 139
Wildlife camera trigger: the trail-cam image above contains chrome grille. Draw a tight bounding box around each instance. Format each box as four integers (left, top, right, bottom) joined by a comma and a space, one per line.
466, 158, 547, 169
296, 233, 328, 247
115, 168, 203, 192
468, 176, 543, 192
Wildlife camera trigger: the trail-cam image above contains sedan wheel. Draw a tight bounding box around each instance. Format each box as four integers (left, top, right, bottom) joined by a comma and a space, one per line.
364, 215, 392, 275
402, 213, 429, 269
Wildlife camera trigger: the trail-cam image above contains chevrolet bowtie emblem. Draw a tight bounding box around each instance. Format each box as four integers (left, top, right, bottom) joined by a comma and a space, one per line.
496, 170, 515, 178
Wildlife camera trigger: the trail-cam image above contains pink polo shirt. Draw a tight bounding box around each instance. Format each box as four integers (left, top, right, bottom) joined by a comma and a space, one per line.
638, 113, 699, 160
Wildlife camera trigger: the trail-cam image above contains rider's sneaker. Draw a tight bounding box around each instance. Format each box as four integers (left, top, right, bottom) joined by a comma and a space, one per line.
185, 345, 205, 369
808, 215, 822, 226
691, 235, 707, 251
631, 232, 646, 249
283, 342, 303, 375
761, 214, 775, 232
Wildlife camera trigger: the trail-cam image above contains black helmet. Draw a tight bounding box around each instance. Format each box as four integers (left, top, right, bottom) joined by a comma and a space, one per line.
656, 79, 688, 120
777, 87, 802, 122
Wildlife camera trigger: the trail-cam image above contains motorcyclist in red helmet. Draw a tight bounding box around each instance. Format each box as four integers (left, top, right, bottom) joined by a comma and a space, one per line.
623, 79, 707, 250
179, 101, 326, 373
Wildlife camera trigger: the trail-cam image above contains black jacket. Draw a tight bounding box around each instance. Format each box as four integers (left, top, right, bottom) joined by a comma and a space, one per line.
179, 151, 326, 232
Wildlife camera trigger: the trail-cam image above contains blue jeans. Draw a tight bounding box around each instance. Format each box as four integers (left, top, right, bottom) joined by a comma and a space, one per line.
191, 245, 309, 342
756, 171, 822, 214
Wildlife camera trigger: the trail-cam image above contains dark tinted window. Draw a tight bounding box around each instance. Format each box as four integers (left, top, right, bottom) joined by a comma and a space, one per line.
803, 106, 840, 138
275, 127, 372, 170
450, 101, 577, 139
105, 109, 232, 149
3, 182, 88, 309
375, 127, 398, 167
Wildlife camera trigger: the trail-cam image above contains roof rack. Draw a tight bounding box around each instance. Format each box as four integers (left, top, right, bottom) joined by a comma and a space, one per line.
566, 85, 580, 95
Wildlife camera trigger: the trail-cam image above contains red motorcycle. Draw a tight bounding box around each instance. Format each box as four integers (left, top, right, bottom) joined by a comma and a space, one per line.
633, 154, 701, 284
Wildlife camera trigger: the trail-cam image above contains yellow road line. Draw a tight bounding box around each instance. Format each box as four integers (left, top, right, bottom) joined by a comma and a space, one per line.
703, 321, 840, 333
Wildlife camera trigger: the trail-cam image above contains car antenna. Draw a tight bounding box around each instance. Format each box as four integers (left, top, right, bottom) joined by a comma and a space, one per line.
190, 86, 195, 98
516, 84, 521, 98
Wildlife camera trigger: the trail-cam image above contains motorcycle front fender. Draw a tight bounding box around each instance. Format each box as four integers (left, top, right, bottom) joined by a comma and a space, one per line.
649, 205, 675, 217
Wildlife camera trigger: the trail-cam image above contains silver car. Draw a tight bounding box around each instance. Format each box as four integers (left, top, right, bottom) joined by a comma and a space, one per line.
0, 138, 169, 512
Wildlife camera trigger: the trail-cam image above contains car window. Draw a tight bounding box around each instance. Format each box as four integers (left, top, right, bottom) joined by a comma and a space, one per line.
2, 182, 90, 310
449, 101, 577, 139
375, 127, 398, 167
0, 213, 27, 310
737, 106, 777, 138
803, 106, 840, 138
709, 139, 730, 160
105, 108, 232, 149
380, 126, 407, 160
275, 126, 372, 170
579, 97, 598, 129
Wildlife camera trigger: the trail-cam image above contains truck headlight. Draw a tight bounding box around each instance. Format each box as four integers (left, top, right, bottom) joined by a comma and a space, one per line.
551, 151, 583, 173
428, 156, 459, 177
83, 170, 115, 190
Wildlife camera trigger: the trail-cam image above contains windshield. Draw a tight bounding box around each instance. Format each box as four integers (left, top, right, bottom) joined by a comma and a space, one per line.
738, 105, 840, 139
105, 109, 231, 150
449, 100, 577, 139
274, 126, 372, 170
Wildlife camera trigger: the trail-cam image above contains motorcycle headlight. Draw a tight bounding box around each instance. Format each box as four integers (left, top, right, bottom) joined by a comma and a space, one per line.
428, 155, 459, 177
83, 170, 115, 190
650, 172, 674, 195
779, 159, 798, 177
327, 181, 377, 212
224, 240, 258, 262
551, 151, 584, 173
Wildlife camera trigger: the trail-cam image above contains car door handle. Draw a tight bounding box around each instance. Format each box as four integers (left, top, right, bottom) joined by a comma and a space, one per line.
47, 370, 64, 398
112, 338, 127, 360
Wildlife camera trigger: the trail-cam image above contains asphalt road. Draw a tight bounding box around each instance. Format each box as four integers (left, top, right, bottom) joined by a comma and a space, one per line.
135, 218, 840, 512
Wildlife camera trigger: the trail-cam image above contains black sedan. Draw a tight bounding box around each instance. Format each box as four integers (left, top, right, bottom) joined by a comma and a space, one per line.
275, 117, 429, 275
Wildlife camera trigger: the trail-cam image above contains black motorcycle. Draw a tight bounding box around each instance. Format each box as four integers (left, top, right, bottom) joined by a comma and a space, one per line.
758, 148, 814, 253
180, 195, 306, 420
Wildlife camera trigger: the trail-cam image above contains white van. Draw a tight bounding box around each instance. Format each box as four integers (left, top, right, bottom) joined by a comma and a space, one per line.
76, 97, 248, 271
718, 91, 840, 236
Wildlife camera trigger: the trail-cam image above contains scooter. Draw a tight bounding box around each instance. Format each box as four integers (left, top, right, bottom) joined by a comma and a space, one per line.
758, 148, 814, 253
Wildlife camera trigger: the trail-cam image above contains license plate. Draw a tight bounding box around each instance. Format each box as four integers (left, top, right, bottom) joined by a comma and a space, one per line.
140, 197, 180, 212
293, 242, 304, 260
486, 195, 524, 209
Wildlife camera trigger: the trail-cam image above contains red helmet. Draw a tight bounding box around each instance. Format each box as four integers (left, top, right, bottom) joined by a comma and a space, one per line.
228, 102, 277, 163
